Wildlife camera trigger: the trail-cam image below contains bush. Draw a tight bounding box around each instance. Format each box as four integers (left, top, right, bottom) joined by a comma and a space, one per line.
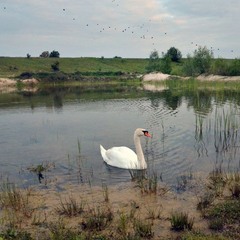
228, 58, 240, 76
146, 50, 161, 73
51, 61, 60, 72
19, 72, 33, 79
211, 58, 229, 75
160, 55, 172, 74
183, 46, 213, 76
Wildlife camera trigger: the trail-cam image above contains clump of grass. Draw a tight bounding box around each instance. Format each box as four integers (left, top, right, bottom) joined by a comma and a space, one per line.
170, 211, 194, 231
0, 182, 34, 218
208, 218, 224, 231
179, 231, 230, 240
207, 167, 226, 197
0, 228, 33, 240
55, 195, 85, 217
203, 199, 240, 238
145, 205, 162, 220
225, 172, 240, 198
136, 172, 158, 194
81, 206, 113, 231
47, 219, 79, 240
116, 212, 129, 237
196, 190, 215, 211
102, 183, 109, 203
206, 199, 240, 225
133, 218, 154, 239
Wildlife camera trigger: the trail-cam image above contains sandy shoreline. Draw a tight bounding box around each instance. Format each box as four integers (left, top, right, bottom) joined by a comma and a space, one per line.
142, 72, 240, 82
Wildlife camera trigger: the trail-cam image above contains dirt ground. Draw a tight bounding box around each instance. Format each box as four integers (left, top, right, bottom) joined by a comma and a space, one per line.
14, 178, 212, 239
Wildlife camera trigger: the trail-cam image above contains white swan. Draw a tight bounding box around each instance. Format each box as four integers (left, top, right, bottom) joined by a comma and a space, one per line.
100, 128, 151, 169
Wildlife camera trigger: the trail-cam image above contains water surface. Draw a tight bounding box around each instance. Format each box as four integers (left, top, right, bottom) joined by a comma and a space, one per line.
1, 81, 240, 189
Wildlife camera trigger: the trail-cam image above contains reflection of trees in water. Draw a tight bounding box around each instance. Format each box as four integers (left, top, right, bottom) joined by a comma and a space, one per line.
53, 94, 63, 109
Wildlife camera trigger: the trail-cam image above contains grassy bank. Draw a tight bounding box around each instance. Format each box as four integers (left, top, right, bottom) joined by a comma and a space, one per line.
0, 57, 237, 81
0, 57, 149, 78
0, 168, 240, 240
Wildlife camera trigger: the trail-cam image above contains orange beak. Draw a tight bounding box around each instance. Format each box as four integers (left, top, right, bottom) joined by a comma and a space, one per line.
144, 132, 152, 138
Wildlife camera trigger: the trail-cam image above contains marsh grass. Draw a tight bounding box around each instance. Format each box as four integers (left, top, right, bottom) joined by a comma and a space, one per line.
117, 212, 131, 237
0, 182, 34, 218
133, 218, 154, 239
47, 218, 79, 240
145, 205, 162, 222
170, 211, 194, 231
55, 195, 85, 217
196, 191, 216, 211
81, 206, 113, 231
205, 199, 240, 233
136, 172, 158, 195
225, 171, 240, 198
102, 183, 109, 203
207, 166, 227, 197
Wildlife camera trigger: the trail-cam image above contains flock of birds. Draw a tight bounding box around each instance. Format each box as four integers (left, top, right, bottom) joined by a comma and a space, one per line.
61, 3, 236, 57
62, 6, 168, 48
1, 1, 237, 57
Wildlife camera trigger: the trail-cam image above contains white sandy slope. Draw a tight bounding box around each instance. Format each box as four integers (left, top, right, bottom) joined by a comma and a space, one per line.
142, 72, 240, 82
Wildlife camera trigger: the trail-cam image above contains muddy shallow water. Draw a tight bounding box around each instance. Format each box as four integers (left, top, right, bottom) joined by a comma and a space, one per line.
0, 81, 240, 190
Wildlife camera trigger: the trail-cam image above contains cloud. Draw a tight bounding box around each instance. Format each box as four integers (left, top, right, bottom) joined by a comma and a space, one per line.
0, 0, 239, 58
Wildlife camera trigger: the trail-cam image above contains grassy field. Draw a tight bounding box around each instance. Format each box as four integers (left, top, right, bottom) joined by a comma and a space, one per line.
0, 57, 150, 78
0, 56, 237, 81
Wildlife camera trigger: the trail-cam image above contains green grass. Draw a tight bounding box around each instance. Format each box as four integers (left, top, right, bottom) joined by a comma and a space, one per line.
0, 57, 238, 79
0, 57, 149, 78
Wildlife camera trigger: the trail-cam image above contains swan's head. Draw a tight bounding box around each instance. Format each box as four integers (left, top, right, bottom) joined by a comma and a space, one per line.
135, 128, 152, 138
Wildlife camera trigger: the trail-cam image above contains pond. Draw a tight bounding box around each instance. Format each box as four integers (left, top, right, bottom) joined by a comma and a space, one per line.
0, 80, 240, 190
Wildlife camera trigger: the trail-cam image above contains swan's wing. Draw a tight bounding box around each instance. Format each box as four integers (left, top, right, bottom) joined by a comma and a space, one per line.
105, 146, 138, 169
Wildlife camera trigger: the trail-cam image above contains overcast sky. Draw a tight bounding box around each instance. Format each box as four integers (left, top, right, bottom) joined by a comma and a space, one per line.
0, 0, 239, 58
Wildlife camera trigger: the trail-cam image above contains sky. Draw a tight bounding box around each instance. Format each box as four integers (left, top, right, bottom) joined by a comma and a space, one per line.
0, 0, 239, 59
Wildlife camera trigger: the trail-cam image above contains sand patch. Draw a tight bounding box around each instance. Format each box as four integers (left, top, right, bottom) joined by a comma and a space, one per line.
143, 72, 171, 81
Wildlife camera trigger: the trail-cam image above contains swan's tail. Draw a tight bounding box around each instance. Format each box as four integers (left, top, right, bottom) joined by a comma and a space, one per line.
100, 145, 108, 163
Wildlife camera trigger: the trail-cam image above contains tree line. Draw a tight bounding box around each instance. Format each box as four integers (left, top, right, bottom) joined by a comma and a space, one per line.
146, 46, 240, 77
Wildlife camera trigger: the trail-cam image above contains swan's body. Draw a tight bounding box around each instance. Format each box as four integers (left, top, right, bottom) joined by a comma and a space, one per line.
100, 128, 151, 170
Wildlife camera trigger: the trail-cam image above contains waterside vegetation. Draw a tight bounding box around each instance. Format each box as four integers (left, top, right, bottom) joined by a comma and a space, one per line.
0, 167, 240, 239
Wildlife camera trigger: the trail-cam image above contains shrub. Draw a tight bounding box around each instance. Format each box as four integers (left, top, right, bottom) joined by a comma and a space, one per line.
146, 50, 161, 73
183, 46, 213, 76
51, 61, 60, 72
160, 55, 172, 74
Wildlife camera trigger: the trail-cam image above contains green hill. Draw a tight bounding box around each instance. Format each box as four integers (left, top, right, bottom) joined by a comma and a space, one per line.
0, 57, 149, 78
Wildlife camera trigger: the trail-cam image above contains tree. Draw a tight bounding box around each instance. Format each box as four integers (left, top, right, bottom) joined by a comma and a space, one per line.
50, 50, 60, 58
192, 46, 213, 75
182, 46, 213, 76
146, 50, 161, 73
166, 47, 182, 62
26, 53, 31, 59
40, 51, 49, 58
160, 55, 172, 74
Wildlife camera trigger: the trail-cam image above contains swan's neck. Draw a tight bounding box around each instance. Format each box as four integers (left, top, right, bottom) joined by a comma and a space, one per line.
134, 133, 147, 169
